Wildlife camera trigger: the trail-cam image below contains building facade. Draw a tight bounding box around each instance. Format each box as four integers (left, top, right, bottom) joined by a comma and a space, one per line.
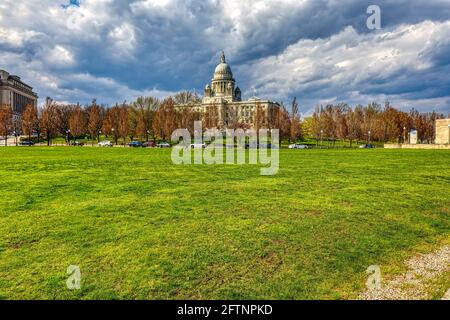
176, 52, 279, 128
435, 118, 450, 144
0, 69, 38, 126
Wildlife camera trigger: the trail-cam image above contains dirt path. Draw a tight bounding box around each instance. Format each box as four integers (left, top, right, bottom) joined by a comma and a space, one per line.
360, 245, 450, 300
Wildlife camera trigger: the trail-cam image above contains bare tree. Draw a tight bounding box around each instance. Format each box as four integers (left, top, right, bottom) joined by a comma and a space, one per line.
0, 104, 13, 146
271, 104, 290, 142
289, 97, 302, 142
22, 104, 38, 142
103, 105, 120, 145
69, 104, 87, 144
311, 108, 322, 146
203, 104, 219, 129
131, 96, 159, 141
117, 103, 129, 145
335, 103, 349, 145
87, 99, 103, 145
178, 106, 200, 135
58, 104, 75, 142
40, 102, 61, 146
227, 106, 248, 130
173, 91, 201, 105
253, 103, 267, 132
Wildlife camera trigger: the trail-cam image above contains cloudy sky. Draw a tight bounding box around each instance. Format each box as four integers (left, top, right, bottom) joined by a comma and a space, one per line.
1, 0, 450, 114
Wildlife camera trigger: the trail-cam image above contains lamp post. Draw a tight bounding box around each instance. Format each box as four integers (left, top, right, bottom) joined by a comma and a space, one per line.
66, 129, 71, 146
13, 131, 17, 146
403, 126, 406, 144
368, 130, 371, 146
320, 129, 323, 147
112, 128, 117, 145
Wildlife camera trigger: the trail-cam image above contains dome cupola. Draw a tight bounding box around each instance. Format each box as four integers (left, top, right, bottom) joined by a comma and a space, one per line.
213, 51, 233, 80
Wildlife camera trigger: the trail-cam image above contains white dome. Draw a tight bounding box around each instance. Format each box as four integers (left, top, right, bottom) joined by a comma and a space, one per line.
213, 51, 233, 80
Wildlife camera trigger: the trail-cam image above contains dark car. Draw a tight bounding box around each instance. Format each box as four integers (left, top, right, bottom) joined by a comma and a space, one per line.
128, 141, 143, 147
142, 141, 156, 148
244, 142, 258, 149
73, 141, 84, 146
245, 143, 277, 149
19, 141, 35, 146
359, 144, 375, 149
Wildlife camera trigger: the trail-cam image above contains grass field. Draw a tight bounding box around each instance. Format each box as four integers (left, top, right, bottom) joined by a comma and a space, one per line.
0, 147, 449, 299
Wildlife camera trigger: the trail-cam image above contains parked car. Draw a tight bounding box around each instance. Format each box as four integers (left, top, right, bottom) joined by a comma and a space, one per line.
128, 141, 143, 147
245, 143, 278, 149
288, 144, 308, 149
72, 141, 84, 146
19, 141, 35, 146
359, 144, 375, 149
142, 141, 156, 148
244, 142, 258, 149
157, 142, 171, 148
189, 143, 207, 149
98, 140, 113, 147
259, 143, 278, 149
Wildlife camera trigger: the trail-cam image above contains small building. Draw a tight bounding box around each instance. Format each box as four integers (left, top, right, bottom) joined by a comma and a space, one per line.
409, 129, 418, 144
0, 69, 38, 126
435, 119, 450, 145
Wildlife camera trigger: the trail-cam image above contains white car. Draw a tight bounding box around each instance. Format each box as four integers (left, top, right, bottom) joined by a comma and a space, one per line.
288, 144, 308, 149
98, 140, 113, 147
157, 142, 171, 148
189, 143, 207, 149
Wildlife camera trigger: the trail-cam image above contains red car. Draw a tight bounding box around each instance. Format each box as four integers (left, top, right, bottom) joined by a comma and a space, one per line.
142, 141, 156, 148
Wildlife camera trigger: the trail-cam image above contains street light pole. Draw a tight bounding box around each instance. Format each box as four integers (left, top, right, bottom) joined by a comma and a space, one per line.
403, 126, 406, 144
66, 130, 69, 145
66, 129, 71, 146
112, 128, 117, 145
320, 129, 323, 147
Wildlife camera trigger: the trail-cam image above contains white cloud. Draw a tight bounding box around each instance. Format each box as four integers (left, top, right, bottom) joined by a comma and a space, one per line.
47, 45, 75, 66
238, 20, 450, 113
108, 23, 136, 57
0, 29, 42, 48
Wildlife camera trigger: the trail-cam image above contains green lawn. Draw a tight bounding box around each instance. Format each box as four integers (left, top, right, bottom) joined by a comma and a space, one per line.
0, 147, 449, 299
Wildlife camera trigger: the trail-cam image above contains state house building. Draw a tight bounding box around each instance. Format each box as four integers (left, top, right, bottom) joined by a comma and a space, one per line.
0, 69, 38, 124
176, 52, 280, 127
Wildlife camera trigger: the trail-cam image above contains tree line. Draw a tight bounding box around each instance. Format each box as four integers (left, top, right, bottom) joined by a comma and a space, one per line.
306, 102, 445, 145
0, 93, 446, 146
